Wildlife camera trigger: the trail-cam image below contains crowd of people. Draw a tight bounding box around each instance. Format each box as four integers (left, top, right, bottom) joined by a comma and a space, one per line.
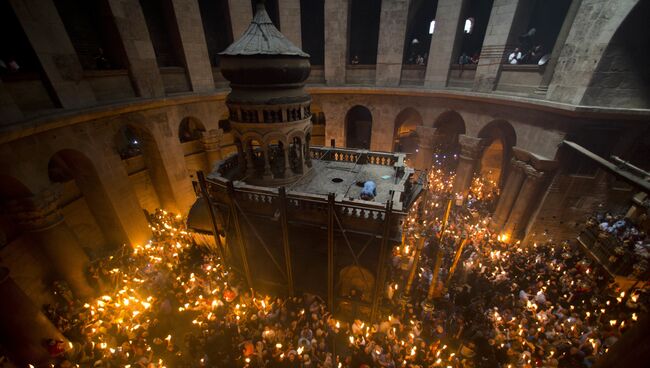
19, 164, 647, 367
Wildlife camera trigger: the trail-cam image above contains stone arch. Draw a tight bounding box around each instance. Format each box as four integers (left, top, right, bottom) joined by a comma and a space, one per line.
178, 116, 206, 143
433, 110, 467, 157
339, 265, 375, 302
115, 123, 181, 213
48, 149, 128, 249
477, 120, 517, 187
345, 105, 372, 149
393, 107, 423, 153
583, 0, 650, 108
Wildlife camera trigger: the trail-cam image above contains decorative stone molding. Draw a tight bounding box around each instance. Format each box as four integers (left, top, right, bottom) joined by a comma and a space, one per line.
201, 129, 224, 152
457, 135, 486, 160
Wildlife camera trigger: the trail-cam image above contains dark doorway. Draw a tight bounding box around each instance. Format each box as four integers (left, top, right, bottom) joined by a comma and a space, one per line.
346, 106, 372, 149
403, 0, 438, 65
300, 0, 324, 65
198, 0, 233, 67
348, 0, 381, 65
140, 0, 184, 67
457, 0, 494, 61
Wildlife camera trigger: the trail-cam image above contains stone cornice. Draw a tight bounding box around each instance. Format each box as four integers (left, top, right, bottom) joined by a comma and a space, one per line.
2, 86, 649, 145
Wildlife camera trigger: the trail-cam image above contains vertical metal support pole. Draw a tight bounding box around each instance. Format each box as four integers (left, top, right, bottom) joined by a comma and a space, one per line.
278, 187, 294, 296
370, 199, 393, 323
327, 193, 335, 313
404, 235, 425, 296
197, 171, 225, 261
227, 181, 254, 291
445, 237, 469, 288
438, 198, 453, 243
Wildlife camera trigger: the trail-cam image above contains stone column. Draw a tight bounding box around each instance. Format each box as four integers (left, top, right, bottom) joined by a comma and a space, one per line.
472, 0, 533, 92
413, 126, 438, 171
6, 188, 95, 300
375, 0, 410, 86
283, 145, 292, 175
245, 142, 256, 175
228, 0, 253, 39
324, 0, 348, 85
532, 0, 583, 97
262, 145, 272, 177
107, 0, 165, 98
503, 165, 545, 239
278, 0, 302, 47
0, 79, 23, 125
0, 267, 70, 367
201, 129, 224, 172
170, 0, 215, 92
491, 159, 526, 230
453, 135, 485, 197
10, 0, 96, 108
424, 0, 468, 88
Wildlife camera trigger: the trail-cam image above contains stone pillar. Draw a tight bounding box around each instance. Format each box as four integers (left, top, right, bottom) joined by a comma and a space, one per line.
283, 145, 292, 175
0, 79, 23, 125
503, 165, 545, 239
375, 0, 409, 86
491, 159, 526, 230
201, 129, 224, 172
262, 145, 272, 177
472, 0, 533, 92
424, 0, 468, 88
10, 0, 96, 108
0, 267, 70, 367
324, 0, 348, 85
228, 0, 253, 39
107, 0, 165, 98
6, 188, 95, 299
245, 142, 255, 175
278, 0, 302, 47
413, 126, 437, 171
532, 0, 583, 96
170, 0, 215, 92
453, 135, 485, 197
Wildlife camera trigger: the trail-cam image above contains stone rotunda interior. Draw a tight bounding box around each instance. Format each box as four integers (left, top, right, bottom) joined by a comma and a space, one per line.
0, 0, 648, 367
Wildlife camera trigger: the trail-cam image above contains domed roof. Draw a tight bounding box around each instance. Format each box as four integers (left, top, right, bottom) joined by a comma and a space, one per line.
220, 2, 309, 58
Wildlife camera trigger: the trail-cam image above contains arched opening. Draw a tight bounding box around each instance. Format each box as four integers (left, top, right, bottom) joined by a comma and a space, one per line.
510, 0, 572, 65
393, 108, 423, 153
348, 0, 381, 65
198, 0, 233, 67
300, 0, 325, 65
266, 138, 285, 177
477, 120, 517, 190
116, 124, 178, 213
53, 0, 126, 70
433, 110, 466, 169
178, 117, 206, 143
48, 150, 127, 251
457, 0, 495, 63
289, 136, 304, 174
403, 0, 438, 65
345, 106, 372, 149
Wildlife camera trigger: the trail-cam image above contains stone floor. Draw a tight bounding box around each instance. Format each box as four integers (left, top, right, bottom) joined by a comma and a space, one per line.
289, 159, 400, 203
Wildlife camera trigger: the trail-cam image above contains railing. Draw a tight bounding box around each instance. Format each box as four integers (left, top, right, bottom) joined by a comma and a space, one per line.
309, 147, 401, 168
577, 227, 637, 277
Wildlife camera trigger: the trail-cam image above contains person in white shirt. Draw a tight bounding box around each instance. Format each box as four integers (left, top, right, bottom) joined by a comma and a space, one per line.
508, 48, 522, 64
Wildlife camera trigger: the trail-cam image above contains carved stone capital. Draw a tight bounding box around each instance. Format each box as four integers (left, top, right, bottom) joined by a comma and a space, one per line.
201, 129, 224, 152
523, 164, 544, 180
458, 135, 485, 160
415, 126, 438, 147
5, 186, 64, 232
